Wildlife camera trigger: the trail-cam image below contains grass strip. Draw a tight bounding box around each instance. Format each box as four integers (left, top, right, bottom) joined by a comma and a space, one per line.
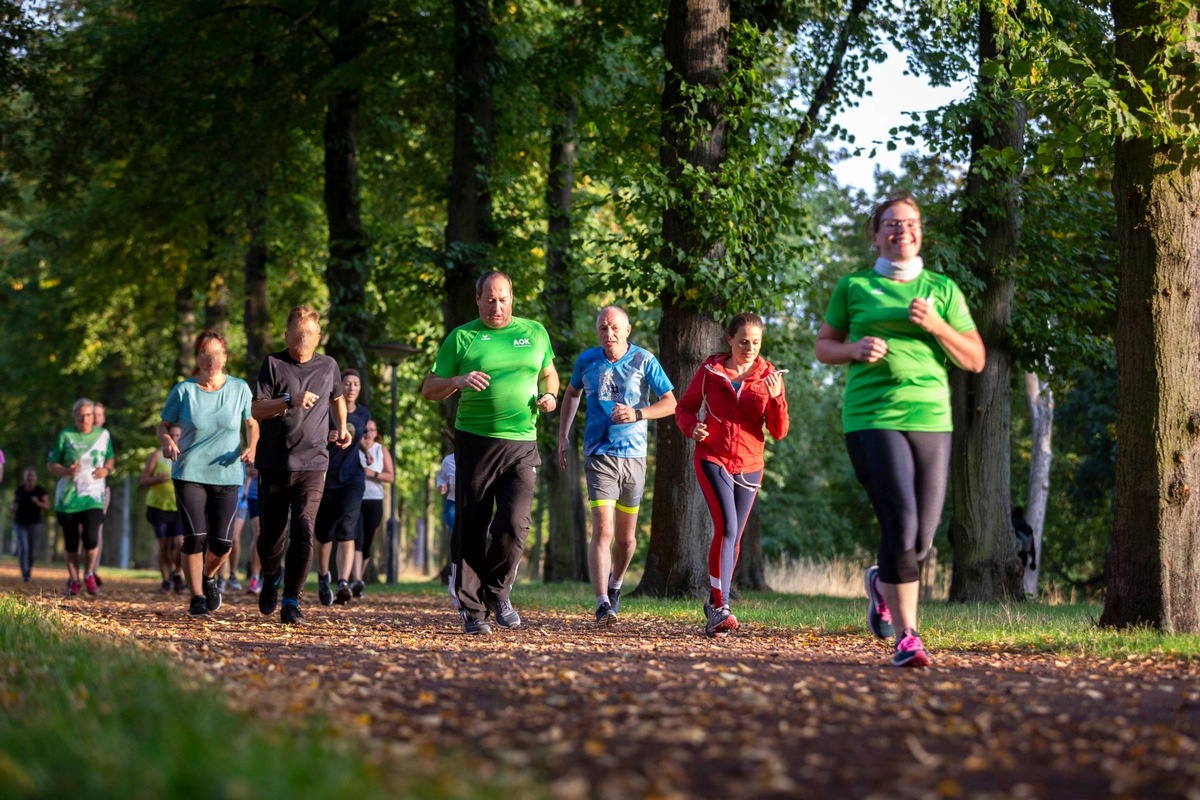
0, 594, 540, 800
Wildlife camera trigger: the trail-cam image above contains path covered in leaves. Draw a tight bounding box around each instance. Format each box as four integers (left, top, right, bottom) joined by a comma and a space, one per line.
10, 566, 1200, 799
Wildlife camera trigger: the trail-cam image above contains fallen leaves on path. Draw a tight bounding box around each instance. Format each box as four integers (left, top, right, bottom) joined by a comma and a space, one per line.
9, 568, 1200, 800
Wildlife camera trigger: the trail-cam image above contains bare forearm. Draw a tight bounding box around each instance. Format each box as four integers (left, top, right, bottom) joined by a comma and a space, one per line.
641, 392, 677, 420
422, 374, 461, 401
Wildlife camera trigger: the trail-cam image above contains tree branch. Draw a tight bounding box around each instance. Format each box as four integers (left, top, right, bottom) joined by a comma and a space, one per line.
779, 0, 872, 175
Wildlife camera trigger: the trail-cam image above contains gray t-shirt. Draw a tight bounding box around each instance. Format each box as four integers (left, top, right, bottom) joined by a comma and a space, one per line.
254, 350, 343, 472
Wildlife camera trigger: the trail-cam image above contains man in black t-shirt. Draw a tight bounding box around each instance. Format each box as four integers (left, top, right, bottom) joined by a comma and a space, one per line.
12, 467, 50, 582
251, 306, 350, 625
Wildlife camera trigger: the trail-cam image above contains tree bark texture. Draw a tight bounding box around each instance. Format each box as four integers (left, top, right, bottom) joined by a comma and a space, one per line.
1023, 371, 1053, 597
174, 280, 196, 382
323, 0, 370, 369
638, 0, 731, 598
541, 90, 589, 583
1102, 0, 1200, 632
947, 2, 1025, 602
444, 0, 496, 336
242, 183, 271, 382
440, 0, 497, 433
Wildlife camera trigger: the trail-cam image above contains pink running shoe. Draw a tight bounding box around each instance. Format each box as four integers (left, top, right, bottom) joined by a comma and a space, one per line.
892, 629, 931, 668
865, 566, 895, 639
84, 574, 99, 595
67, 579, 80, 597
247, 576, 261, 595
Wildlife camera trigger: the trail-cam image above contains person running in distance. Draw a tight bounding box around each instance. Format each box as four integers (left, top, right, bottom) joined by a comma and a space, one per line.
355, 418, 394, 597
157, 331, 259, 618
88, 402, 113, 586
48, 399, 114, 597
558, 305, 676, 627
421, 271, 558, 635
12, 467, 50, 582
815, 191, 984, 667
314, 368, 371, 606
675, 313, 789, 638
140, 424, 184, 593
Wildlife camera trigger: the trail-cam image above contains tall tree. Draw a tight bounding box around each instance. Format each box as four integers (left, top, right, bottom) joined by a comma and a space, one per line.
947, 0, 1025, 602
540, 35, 588, 583
322, 0, 371, 368
638, 0, 731, 598
1102, 0, 1200, 632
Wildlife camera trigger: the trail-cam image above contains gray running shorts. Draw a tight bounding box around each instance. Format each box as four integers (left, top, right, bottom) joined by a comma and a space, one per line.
584, 454, 647, 512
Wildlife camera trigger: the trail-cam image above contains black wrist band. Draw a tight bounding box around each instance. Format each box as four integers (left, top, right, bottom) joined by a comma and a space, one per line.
635, 409, 643, 421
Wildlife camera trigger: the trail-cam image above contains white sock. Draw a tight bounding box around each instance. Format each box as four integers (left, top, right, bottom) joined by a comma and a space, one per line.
596, 595, 609, 609
608, 575, 622, 592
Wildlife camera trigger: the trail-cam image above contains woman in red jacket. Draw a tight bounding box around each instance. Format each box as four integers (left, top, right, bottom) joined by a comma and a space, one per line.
676, 312, 789, 637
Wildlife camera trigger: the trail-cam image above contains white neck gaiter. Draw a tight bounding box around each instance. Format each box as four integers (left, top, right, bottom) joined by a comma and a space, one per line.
873, 256, 924, 282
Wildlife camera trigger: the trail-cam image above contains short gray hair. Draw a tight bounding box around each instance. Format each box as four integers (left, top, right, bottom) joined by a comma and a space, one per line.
595, 305, 630, 327
72, 398, 95, 415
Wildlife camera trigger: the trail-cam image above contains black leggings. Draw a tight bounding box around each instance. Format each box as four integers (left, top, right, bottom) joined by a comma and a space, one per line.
845, 429, 950, 584
176, 481, 239, 556
59, 508, 104, 553
358, 499, 383, 560
257, 469, 325, 600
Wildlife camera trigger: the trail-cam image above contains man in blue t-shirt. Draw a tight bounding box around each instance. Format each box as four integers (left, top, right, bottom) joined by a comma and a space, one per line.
558, 306, 676, 627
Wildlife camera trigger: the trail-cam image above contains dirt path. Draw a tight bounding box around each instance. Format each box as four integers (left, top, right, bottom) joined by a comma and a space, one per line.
9, 565, 1200, 799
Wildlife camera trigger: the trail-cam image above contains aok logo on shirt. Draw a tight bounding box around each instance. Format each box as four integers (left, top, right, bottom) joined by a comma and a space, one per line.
513, 338, 532, 347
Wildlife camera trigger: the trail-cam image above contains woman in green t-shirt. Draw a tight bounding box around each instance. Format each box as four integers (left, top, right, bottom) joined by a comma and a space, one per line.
815, 191, 985, 668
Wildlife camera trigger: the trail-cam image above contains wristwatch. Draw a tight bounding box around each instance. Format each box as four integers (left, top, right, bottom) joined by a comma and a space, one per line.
281, 392, 293, 409
635, 408, 643, 421
539, 392, 555, 404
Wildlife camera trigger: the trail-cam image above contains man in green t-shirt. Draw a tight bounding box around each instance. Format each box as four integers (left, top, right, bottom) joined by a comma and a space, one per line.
47, 398, 115, 597
422, 270, 558, 635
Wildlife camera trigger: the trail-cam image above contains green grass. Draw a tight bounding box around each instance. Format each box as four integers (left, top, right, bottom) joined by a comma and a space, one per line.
380, 577, 1200, 659
0, 594, 542, 800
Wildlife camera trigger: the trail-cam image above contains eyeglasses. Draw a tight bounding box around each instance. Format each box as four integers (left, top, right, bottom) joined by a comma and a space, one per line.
881, 220, 922, 231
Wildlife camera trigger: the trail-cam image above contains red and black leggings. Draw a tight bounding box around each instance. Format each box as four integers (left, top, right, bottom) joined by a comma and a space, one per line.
695, 456, 761, 609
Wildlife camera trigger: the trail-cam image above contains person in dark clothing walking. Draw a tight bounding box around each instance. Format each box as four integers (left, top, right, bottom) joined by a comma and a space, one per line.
251, 306, 350, 625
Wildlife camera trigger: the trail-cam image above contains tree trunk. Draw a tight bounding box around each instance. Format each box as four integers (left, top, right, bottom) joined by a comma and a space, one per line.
439, 0, 497, 432
639, 0, 730, 598
174, 280, 196, 381
242, 182, 271, 381
322, 0, 370, 369
947, 2, 1025, 602
1023, 371, 1053, 597
541, 84, 588, 583
1102, 0, 1200, 632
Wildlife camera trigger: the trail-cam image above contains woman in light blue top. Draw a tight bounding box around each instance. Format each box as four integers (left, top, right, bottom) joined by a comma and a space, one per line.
157, 330, 259, 618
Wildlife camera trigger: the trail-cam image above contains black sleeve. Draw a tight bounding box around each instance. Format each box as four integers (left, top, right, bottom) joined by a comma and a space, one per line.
254, 355, 277, 402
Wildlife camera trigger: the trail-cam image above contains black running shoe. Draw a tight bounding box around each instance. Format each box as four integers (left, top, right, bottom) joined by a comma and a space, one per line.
460, 611, 492, 635
484, 597, 522, 629
335, 580, 352, 605
188, 595, 211, 618
350, 580, 365, 598
595, 602, 617, 628
280, 601, 305, 625
259, 572, 282, 615
607, 586, 622, 615
202, 576, 222, 612
317, 573, 333, 606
